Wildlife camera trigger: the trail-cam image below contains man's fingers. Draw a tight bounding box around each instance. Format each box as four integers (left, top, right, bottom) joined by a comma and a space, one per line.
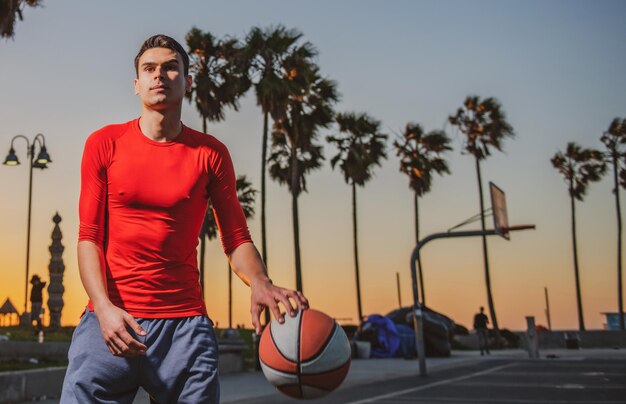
123, 334, 147, 353
275, 291, 296, 316
125, 315, 146, 337
286, 290, 308, 311
269, 301, 284, 325
250, 305, 262, 335
106, 341, 120, 356
109, 334, 129, 355
294, 291, 309, 309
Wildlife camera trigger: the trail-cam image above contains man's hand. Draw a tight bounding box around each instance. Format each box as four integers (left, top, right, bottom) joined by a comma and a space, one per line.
94, 303, 147, 357
250, 277, 309, 335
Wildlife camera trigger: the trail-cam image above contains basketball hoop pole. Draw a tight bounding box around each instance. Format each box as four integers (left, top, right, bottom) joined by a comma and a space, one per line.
410, 225, 535, 377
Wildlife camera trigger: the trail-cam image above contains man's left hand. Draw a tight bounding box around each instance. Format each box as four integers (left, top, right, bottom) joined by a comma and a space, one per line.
250, 278, 308, 335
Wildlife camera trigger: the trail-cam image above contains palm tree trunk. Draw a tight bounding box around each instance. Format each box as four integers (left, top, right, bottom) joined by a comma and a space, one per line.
261, 112, 269, 269
199, 117, 208, 294
228, 263, 233, 329
415, 191, 426, 305
353, 182, 363, 323
261, 111, 270, 325
612, 158, 624, 331
475, 158, 501, 343
291, 143, 303, 292
570, 179, 586, 331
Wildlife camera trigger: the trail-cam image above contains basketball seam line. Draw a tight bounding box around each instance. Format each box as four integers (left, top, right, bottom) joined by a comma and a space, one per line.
268, 320, 296, 369
300, 360, 350, 378
301, 323, 338, 364
297, 310, 303, 398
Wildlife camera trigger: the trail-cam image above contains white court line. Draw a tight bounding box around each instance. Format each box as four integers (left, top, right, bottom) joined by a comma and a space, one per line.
385, 397, 626, 404
344, 363, 517, 404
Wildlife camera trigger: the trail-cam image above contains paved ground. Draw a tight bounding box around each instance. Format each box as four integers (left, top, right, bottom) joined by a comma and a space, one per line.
19, 348, 626, 403
236, 356, 626, 403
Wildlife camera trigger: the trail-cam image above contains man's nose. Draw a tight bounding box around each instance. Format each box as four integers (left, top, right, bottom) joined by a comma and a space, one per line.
153, 66, 164, 78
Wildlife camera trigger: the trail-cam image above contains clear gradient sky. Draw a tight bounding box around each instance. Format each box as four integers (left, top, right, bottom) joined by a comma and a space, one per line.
1, 0, 625, 330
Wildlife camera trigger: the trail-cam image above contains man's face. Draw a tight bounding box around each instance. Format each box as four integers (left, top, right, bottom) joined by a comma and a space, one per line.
134, 47, 191, 110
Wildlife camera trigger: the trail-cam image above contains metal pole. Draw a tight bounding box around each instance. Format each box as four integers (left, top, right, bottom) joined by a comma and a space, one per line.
409, 226, 535, 377
410, 229, 499, 377
24, 144, 35, 315
396, 272, 402, 308
544, 287, 552, 331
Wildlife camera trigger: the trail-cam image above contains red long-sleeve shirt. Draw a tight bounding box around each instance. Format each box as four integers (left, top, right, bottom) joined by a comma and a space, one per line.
78, 118, 252, 318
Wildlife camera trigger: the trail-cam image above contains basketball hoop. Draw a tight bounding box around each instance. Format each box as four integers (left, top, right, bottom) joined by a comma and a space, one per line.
490, 182, 509, 240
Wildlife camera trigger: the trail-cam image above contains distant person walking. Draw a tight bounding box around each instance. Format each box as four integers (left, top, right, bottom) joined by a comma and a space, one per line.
473, 306, 490, 355
30, 275, 46, 328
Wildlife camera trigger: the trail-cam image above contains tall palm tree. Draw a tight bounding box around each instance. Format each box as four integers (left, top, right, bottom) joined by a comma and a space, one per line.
600, 118, 626, 331
268, 55, 338, 293
200, 175, 257, 328
393, 123, 452, 305
186, 27, 250, 288
228, 176, 256, 328
327, 112, 387, 323
243, 26, 314, 280
551, 143, 606, 331
185, 27, 250, 133
0, 0, 41, 39
449, 95, 514, 344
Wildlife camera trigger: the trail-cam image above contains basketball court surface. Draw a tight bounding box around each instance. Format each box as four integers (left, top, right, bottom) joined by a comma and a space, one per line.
234, 354, 626, 404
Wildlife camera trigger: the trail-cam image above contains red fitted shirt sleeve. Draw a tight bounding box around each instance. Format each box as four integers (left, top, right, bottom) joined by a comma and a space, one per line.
207, 143, 252, 255
78, 132, 110, 247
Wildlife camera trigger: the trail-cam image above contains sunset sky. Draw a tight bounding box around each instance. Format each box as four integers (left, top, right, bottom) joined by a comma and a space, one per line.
1, 0, 625, 331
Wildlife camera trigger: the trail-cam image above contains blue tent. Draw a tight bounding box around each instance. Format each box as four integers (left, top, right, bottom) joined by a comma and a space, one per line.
355, 314, 401, 358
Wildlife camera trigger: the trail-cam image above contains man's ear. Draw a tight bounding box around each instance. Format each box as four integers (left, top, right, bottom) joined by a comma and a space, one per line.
134, 78, 139, 95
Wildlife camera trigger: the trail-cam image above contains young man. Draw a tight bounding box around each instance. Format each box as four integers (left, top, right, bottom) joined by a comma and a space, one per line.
29, 275, 46, 328
60, 34, 308, 403
473, 306, 490, 356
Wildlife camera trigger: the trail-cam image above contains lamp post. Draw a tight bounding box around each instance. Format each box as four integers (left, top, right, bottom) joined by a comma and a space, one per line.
3, 134, 51, 318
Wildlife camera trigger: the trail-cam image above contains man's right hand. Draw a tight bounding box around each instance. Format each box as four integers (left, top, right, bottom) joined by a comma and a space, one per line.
94, 303, 147, 357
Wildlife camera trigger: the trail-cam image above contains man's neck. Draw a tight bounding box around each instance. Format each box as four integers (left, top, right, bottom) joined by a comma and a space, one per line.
138, 108, 183, 142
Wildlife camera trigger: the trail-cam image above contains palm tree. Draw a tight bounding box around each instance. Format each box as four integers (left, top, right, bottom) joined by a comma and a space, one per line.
268, 55, 338, 293
449, 95, 514, 344
228, 176, 257, 328
393, 123, 452, 305
186, 27, 250, 288
551, 143, 606, 331
0, 0, 41, 39
185, 27, 250, 133
243, 26, 314, 279
200, 175, 257, 328
600, 118, 626, 331
327, 112, 387, 323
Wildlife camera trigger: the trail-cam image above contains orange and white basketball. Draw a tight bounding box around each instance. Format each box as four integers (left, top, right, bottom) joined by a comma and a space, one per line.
259, 308, 351, 399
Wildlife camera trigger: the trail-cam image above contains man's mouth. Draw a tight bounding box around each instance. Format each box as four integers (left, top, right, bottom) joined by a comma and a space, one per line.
150, 84, 168, 90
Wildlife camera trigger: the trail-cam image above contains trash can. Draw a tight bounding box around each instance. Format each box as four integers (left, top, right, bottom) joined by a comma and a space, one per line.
351, 341, 371, 359
564, 333, 580, 349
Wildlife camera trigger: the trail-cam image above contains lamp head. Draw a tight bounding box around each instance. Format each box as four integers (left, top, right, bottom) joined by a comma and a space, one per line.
3, 148, 20, 166
35, 145, 51, 166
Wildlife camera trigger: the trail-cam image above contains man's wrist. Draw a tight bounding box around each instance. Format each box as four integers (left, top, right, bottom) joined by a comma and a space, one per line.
250, 275, 272, 287
92, 298, 113, 313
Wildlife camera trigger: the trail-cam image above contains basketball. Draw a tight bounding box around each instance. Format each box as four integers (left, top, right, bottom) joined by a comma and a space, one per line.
259, 308, 351, 399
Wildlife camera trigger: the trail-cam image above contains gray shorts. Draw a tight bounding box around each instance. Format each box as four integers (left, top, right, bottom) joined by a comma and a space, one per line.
60, 310, 219, 404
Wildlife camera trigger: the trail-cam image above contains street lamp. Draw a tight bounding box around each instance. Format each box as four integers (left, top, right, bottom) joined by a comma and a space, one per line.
3, 134, 52, 319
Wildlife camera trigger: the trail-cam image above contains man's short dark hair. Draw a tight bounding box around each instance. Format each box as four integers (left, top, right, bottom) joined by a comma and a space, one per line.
135, 34, 189, 77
